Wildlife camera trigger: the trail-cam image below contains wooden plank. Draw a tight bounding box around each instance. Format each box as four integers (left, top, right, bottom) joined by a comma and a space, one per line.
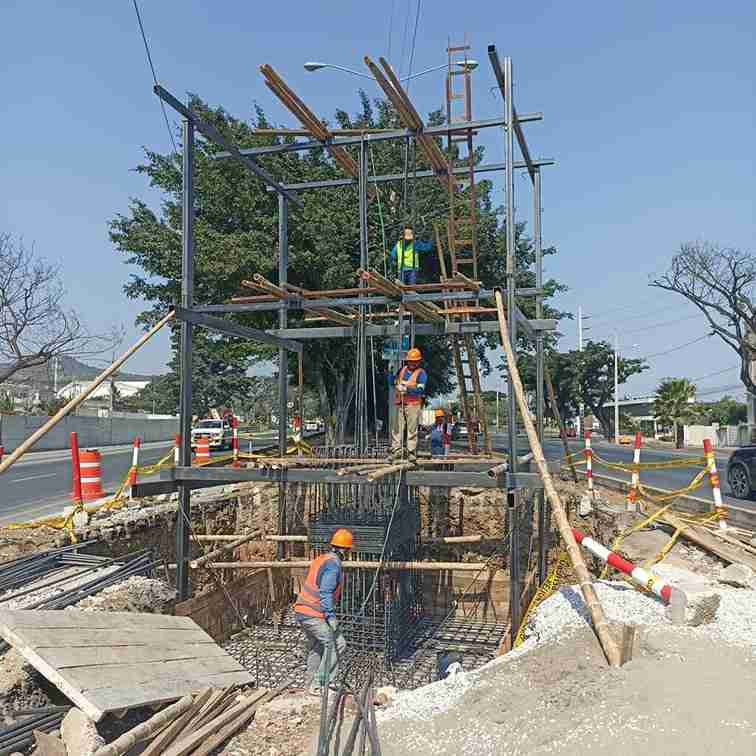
64, 657, 247, 693
0, 610, 198, 631
0, 610, 252, 722
41, 643, 228, 669
12, 628, 214, 648
89, 671, 254, 717
162, 689, 270, 756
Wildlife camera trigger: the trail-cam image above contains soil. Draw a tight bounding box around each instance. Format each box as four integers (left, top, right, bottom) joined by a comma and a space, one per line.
377, 624, 756, 755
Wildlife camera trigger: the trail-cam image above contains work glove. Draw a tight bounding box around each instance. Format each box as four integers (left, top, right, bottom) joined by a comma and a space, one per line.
397, 384, 407, 394
326, 616, 339, 632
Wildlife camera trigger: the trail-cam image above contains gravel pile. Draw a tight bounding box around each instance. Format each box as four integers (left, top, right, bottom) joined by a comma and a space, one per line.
381, 567, 756, 725
71, 576, 175, 613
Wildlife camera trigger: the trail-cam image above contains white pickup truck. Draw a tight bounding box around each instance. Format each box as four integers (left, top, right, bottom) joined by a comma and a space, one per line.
191, 418, 233, 450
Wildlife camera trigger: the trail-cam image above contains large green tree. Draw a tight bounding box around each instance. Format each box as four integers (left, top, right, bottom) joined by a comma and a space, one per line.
110, 93, 564, 441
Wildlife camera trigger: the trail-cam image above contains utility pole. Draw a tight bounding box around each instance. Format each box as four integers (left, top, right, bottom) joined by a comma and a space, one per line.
614, 333, 620, 445
577, 306, 590, 435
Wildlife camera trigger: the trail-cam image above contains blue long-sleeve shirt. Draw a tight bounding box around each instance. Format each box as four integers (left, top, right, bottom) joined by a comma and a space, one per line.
316, 555, 342, 618
389, 238, 434, 269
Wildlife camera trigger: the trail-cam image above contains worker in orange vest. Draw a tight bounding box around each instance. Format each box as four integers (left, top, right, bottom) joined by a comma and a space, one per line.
293, 528, 353, 695
389, 347, 427, 463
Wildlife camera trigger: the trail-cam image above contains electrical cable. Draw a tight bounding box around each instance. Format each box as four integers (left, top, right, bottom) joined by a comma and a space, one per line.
639, 333, 712, 361
405, 0, 422, 95
131, 0, 179, 155
690, 364, 740, 382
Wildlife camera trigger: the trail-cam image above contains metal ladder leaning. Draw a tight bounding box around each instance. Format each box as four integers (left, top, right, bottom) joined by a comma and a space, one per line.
434, 224, 490, 455
445, 37, 479, 280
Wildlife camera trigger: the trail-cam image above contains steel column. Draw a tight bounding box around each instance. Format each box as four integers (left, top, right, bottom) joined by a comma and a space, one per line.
277, 195, 289, 559
176, 117, 194, 602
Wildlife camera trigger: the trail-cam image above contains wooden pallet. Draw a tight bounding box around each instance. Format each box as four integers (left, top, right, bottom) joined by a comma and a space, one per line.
0, 610, 253, 721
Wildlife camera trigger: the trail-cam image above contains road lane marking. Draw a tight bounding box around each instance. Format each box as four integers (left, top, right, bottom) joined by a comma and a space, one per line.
8, 473, 58, 484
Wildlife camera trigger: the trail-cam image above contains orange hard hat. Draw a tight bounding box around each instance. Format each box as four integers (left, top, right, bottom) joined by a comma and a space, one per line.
434, 408, 445, 418
406, 347, 422, 361
330, 528, 354, 549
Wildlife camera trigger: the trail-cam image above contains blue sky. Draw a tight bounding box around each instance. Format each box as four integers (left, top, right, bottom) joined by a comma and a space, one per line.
2, 2, 754, 400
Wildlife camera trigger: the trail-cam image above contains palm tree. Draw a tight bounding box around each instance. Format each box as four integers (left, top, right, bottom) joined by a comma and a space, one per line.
653, 378, 698, 448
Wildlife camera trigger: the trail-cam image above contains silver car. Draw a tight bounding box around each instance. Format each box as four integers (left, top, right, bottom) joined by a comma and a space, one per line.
191, 418, 232, 450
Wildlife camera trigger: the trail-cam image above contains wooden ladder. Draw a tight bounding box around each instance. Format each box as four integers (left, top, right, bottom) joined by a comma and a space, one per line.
435, 225, 490, 454
445, 37, 479, 280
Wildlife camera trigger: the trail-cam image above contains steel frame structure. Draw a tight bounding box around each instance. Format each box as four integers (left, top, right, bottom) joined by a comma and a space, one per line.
154, 46, 552, 646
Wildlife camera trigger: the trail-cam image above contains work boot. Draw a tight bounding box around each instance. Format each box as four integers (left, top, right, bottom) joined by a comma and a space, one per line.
390, 448, 403, 461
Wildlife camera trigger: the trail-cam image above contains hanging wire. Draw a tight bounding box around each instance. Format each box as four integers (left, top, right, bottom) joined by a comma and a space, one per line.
131, 0, 178, 156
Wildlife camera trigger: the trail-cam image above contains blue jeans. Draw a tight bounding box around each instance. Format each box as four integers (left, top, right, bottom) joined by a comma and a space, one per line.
400, 269, 418, 285
296, 615, 347, 690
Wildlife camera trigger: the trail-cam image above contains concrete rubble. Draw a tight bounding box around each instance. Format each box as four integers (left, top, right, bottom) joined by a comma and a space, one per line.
718, 562, 755, 589
70, 576, 175, 614
60, 708, 104, 756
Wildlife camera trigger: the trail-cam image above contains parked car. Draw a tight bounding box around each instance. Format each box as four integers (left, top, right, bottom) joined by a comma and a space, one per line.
191, 418, 233, 450
726, 446, 756, 499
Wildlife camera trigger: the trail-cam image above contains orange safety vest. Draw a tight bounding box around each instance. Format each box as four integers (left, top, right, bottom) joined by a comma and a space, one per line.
293, 553, 343, 619
394, 367, 424, 406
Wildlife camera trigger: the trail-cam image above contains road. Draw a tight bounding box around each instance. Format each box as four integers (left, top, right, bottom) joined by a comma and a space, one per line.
0, 429, 279, 527
490, 432, 752, 513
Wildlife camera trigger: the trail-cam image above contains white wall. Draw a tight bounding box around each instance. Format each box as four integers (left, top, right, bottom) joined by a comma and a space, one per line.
0, 414, 179, 453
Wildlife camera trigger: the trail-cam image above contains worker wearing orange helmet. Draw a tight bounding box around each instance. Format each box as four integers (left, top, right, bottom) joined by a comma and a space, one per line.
390, 347, 427, 462
293, 528, 353, 696
428, 408, 451, 457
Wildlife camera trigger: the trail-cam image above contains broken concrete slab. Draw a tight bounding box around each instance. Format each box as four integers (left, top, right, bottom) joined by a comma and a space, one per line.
718, 563, 755, 588
31, 729, 66, 756
60, 708, 104, 756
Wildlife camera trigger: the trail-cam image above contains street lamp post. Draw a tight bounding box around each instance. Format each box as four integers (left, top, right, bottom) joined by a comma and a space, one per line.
614, 333, 619, 445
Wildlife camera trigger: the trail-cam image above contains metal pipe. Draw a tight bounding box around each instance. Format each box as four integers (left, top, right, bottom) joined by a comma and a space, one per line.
277, 194, 289, 560
176, 116, 194, 602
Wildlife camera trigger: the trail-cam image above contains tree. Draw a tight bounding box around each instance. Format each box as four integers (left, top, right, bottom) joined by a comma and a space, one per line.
0, 234, 120, 383
697, 395, 746, 426
111, 93, 566, 443
653, 378, 697, 448
576, 341, 647, 439
652, 242, 756, 396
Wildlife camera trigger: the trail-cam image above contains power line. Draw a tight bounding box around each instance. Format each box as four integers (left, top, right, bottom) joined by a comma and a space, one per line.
405, 0, 422, 94
589, 302, 681, 325
132, 0, 178, 156
398, 0, 411, 78
387, 0, 396, 60
695, 384, 745, 398
691, 364, 740, 382
592, 313, 705, 341
640, 334, 711, 361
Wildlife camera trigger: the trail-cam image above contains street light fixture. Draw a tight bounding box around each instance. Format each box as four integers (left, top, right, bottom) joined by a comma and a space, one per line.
303, 60, 478, 83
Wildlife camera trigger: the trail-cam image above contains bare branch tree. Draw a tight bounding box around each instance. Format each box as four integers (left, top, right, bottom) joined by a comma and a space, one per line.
0, 234, 122, 384
651, 241, 756, 396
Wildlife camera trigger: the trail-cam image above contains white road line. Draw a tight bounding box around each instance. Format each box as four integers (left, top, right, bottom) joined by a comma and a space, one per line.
7, 473, 58, 484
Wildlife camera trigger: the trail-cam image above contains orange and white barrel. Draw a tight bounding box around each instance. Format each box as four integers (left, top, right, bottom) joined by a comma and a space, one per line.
174, 434, 181, 466
626, 432, 642, 512
232, 418, 240, 468
195, 436, 211, 463
703, 438, 727, 528
79, 449, 104, 501
128, 437, 141, 486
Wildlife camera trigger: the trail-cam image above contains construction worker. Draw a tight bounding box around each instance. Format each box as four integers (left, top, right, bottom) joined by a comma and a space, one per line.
389, 347, 427, 462
293, 528, 353, 696
389, 227, 434, 285
428, 408, 451, 457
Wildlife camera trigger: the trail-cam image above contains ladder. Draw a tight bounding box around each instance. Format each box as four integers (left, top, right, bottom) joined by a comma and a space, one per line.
445, 38, 479, 279
435, 225, 490, 455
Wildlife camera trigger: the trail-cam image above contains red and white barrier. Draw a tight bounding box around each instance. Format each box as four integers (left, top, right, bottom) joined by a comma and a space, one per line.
232, 417, 240, 468
195, 436, 210, 463
0, 444, 4, 464
572, 527, 677, 604
128, 437, 141, 486
626, 432, 642, 512
79, 449, 104, 502
584, 430, 595, 499
174, 434, 181, 466
703, 438, 727, 529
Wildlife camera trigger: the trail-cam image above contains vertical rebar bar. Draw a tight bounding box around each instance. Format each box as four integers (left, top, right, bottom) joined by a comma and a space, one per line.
277, 194, 289, 559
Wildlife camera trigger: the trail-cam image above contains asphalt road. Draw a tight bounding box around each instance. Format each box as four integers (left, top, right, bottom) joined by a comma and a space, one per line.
490, 432, 752, 512
0, 429, 279, 527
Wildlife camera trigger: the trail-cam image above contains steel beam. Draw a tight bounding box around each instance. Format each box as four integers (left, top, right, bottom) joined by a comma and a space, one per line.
220, 114, 543, 157
262, 159, 555, 193
173, 306, 302, 352
264, 318, 556, 340
488, 45, 536, 183
176, 118, 194, 602
192, 288, 542, 314
163, 465, 542, 490
153, 84, 303, 209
